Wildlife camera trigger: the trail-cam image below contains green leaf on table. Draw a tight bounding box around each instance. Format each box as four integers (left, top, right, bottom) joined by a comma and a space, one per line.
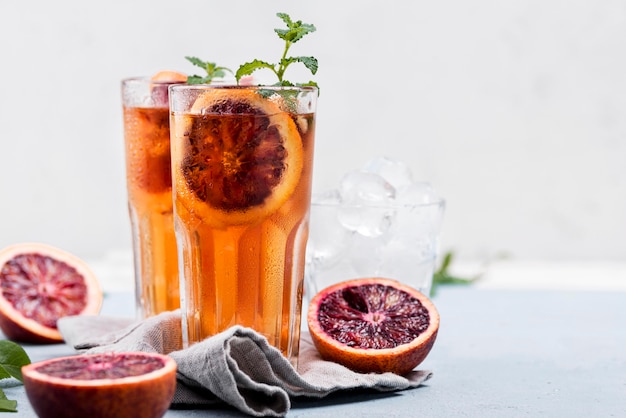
438, 251, 453, 272
0, 390, 17, 412
0, 340, 31, 382
0, 340, 30, 413
430, 250, 480, 297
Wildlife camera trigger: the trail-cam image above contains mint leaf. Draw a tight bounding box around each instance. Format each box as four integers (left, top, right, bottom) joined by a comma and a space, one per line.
275, 13, 294, 29
0, 341, 30, 413
0, 391, 17, 413
235, 59, 275, 81
0, 340, 30, 383
235, 12, 318, 87
297, 81, 319, 89
274, 13, 316, 43
184, 56, 233, 84
186, 75, 205, 85
185, 56, 206, 69
291, 56, 318, 74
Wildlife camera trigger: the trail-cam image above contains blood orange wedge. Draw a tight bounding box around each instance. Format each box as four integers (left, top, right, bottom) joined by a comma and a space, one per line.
172, 87, 304, 227
22, 352, 177, 418
150, 70, 188, 82
307, 277, 440, 375
0, 243, 102, 343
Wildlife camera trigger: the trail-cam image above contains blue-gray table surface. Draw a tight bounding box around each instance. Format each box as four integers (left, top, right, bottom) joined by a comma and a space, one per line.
3, 287, 625, 417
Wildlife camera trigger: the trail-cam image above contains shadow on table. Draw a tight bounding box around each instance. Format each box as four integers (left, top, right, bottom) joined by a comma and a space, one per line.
167, 388, 423, 417
169, 403, 246, 417
291, 388, 407, 410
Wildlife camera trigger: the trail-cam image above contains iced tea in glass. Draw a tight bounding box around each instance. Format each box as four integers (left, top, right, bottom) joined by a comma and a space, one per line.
169, 85, 317, 364
122, 77, 184, 318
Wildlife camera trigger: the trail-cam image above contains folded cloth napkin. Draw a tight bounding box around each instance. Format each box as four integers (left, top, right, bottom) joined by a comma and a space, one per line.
58, 311, 432, 417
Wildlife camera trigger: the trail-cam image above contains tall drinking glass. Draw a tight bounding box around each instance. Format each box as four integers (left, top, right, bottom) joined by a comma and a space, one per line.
122, 77, 183, 318
169, 85, 318, 365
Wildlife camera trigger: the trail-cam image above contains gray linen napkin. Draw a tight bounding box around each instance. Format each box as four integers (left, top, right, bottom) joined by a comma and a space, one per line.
58, 311, 433, 417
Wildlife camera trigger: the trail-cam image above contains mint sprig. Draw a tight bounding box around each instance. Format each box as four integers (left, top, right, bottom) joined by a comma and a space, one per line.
185, 56, 233, 84
235, 12, 319, 88
0, 340, 31, 412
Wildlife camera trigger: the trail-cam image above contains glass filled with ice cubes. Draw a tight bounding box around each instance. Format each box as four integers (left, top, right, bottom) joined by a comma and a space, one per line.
305, 157, 445, 301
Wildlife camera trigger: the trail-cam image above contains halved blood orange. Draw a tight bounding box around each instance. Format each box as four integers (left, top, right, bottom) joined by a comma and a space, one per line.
307, 277, 440, 375
172, 87, 304, 227
0, 243, 102, 343
22, 352, 177, 418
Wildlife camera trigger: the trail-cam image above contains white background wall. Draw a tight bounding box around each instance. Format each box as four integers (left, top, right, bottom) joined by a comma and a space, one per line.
1, 1, 625, 266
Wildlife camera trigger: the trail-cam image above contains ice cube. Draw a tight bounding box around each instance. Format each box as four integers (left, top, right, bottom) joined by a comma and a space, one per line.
396, 182, 440, 205
338, 205, 395, 237
348, 234, 385, 277
336, 171, 396, 238
377, 233, 437, 292
391, 200, 445, 237
339, 170, 395, 205
306, 200, 352, 270
311, 189, 342, 205
150, 84, 170, 107
363, 156, 414, 190
380, 232, 435, 264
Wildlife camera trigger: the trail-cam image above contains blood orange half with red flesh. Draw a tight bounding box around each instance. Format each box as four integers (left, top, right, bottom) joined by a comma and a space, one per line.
0, 243, 102, 343
307, 277, 439, 375
22, 352, 177, 418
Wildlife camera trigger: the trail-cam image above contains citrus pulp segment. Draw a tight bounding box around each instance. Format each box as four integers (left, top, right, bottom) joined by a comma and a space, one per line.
0, 243, 102, 343
307, 277, 439, 375
172, 88, 304, 227
150, 70, 188, 82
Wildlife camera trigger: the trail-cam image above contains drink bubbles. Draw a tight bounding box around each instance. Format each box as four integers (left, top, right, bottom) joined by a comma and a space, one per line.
305, 157, 444, 298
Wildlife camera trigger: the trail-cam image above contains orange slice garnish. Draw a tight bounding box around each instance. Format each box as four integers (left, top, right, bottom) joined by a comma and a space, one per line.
172, 88, 304, 227
150, 70, 188, 82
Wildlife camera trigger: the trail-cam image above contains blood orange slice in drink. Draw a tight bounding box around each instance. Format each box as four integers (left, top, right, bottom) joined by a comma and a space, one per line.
124, 70, 187, 196
22, 352, 177, 418
150, 70, 188, 82
0, 243, 102, 343
307, 277, 440, 375
172, 87, 304, 227
124, 105, 173, 195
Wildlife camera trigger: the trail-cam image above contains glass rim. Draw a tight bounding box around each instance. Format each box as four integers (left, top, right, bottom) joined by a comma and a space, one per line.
311, 198, 446, 210
169, 84, 318, 94
121, 76, 188, 85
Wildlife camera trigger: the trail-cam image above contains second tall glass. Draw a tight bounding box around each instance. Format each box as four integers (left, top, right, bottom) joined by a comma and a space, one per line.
169, 85, 318, 365
122, 77, 183, 318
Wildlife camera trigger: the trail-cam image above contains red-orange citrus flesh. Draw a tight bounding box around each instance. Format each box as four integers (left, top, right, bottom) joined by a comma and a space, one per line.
0, 243, 102, 343
22, 352, 177, 418
307, 277, 439, 375
150, 70, 188, 82
172, 87, 304, 227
